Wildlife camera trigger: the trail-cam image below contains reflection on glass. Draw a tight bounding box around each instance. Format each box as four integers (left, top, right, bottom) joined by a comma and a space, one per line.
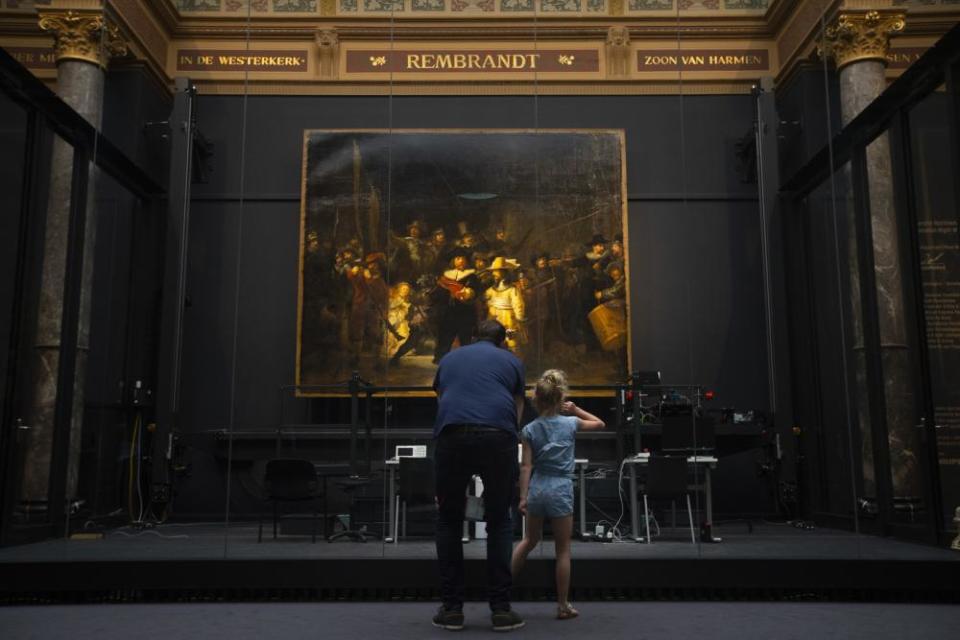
862, 131, 924, 526
793, 168, 865, 556
909, 89, 960, 533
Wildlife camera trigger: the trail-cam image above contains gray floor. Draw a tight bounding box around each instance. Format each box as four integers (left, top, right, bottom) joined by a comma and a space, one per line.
1, 602, 958, 639
0, 522, 957, 562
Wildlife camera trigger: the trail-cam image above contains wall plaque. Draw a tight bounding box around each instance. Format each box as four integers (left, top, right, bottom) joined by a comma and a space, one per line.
345, 49, 599, 73
636, 49, 769, 71
887, 47, 926, 69
175, 50, 309, 71
5, 47, 56, 69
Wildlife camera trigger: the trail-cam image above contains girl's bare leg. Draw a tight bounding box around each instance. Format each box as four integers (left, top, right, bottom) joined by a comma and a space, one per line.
552, 515, 575, 610
510, 515, 543, 578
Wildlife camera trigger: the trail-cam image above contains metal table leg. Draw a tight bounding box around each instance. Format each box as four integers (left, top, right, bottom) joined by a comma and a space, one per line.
578, 463, 587, 538
386, 465, 396, 543
705, 464, 721, 542
629, 463, 642, 541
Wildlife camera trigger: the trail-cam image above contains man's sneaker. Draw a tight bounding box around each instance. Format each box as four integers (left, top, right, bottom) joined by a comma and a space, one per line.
491, 609, 525, 632
432, 605, 464, 631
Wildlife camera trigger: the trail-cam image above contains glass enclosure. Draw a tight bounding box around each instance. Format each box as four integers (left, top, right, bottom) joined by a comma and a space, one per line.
1, 1, 958, 592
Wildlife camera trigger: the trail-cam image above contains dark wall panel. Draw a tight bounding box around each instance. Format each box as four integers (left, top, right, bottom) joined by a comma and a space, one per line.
180, 200, 300, 431
183, 94, 767, 427
629, 199, 768, 411
193, 94, 756, 199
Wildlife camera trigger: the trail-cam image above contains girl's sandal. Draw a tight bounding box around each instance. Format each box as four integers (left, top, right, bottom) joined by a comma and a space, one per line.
557, 604, 579, 620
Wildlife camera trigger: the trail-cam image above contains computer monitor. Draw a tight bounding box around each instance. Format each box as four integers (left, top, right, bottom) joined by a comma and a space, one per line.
661, 413, 715, 453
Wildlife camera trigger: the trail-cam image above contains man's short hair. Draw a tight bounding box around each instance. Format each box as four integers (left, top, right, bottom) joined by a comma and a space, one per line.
475, 319, 507, 346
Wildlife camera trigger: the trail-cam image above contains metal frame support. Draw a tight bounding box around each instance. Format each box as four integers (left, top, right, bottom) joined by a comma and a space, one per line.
153, 78, 196, 494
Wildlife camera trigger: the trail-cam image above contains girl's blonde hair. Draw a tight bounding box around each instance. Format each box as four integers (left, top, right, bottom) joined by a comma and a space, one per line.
534, 369, 568, 415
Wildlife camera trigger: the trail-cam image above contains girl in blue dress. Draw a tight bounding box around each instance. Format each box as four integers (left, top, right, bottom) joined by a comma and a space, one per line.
511, 369, 605, 620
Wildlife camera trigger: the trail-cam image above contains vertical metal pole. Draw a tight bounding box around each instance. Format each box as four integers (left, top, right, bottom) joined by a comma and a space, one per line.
154, 78, 195, 494
578, 462, 586, 537
947, 61, 960, 242
349, 371, 359, 477
364, 387, 373, 476
755, 78, 793, 431
614, 384, 624, 461
631, 371, 641, 453
629, 463, 639, 541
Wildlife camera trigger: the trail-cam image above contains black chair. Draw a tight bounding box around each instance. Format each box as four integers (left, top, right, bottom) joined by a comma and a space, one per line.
396, 457, 435, 541
258, 459, 323, 543
642, 455, 696, 544
328, 475, 380, 542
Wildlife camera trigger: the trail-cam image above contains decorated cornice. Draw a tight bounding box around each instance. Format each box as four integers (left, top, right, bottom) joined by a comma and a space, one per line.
1, 0, 957, 96
819, 9, 905, 69
37, 10, 128, 67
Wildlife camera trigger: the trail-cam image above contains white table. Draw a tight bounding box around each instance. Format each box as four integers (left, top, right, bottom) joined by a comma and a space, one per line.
622, 454, 719, 542
384, 455, 590, 543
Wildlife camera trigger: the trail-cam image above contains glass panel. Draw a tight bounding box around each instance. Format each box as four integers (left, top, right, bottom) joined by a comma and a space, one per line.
5, 126, 77, 547
796, 166, 865, 557
860, 130, 927, 530
76, 170, 164, 550
0, 91, 29, 464
0, 88, 36, 547
909, 88, 960, 538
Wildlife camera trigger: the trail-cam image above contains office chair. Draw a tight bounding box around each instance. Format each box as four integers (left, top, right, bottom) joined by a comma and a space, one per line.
396, 457, 436, 541
328, 475, 380, 542
642, 455, 696, 544
258, 459, 323, 543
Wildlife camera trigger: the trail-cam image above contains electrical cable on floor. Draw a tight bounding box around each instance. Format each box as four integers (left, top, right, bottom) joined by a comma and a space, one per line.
111, 529, 189, 540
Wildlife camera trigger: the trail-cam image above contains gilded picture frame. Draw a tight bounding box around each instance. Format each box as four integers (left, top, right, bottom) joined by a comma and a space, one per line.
296, 129, 630, 396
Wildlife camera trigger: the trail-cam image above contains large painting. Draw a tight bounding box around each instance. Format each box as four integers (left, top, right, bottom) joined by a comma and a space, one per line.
296, 129, 630, 395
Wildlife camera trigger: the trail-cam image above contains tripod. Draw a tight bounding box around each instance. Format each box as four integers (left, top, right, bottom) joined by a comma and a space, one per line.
329, 372, 380, 542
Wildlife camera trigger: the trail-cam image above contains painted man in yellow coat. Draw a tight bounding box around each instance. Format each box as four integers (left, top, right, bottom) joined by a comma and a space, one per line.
483, 257, 525, 352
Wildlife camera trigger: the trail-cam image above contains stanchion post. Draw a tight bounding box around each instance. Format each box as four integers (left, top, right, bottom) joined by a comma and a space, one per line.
614, 382, 625, 461
349, 371, 360, 477
631, 371, 641, 454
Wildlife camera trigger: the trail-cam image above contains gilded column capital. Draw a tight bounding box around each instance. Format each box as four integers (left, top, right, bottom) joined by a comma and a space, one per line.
38, 10, 128, 68
819, 10, 905, 70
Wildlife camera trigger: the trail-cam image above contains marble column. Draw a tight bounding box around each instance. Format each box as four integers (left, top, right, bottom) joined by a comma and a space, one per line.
21, 9, 126, 507
822, 9, 920, 499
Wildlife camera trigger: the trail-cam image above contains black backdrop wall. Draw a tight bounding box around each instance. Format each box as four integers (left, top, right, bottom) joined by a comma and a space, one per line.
163, 92, 772, 516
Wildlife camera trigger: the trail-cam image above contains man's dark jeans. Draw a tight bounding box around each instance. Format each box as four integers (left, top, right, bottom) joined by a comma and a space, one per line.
435, 424, 518, 612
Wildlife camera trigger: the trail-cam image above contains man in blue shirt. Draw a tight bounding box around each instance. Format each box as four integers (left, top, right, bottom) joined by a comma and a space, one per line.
432, 319, 526, 632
